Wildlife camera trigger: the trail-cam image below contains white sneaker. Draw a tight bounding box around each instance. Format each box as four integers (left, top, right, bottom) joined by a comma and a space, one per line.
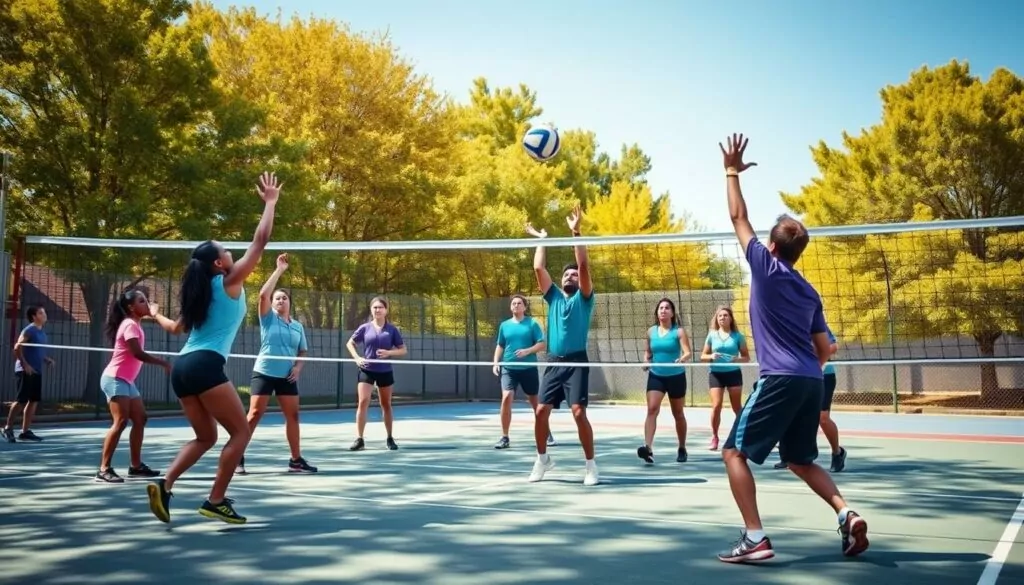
583, 463, 600, 486
528, 455, 555, 482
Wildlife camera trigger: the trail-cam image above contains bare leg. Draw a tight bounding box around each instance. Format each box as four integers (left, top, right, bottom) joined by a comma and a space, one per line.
278, 395, 302, 460
127, 398, 148, 468
99, 398, 129, 471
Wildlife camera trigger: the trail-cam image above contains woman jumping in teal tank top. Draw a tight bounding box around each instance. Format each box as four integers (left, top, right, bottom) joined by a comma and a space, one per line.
146, 172, 283, 526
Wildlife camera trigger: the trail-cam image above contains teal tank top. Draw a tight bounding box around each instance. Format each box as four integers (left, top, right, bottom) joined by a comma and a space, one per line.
180, 274, 246, 359
649, 325, 684, 377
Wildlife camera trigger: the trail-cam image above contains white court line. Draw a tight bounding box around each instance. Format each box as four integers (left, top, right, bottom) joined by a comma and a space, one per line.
366, 459, 1023, 504
977, 493, 1024, 585
395, 478, 523, 505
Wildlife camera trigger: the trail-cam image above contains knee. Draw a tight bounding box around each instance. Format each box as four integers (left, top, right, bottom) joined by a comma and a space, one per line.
357, 396, 371, 409
721, 447, 743, 464
112, 417, 129, 433
131, 412, 148, 428
500, 392, 514, 405
670, 406, 685, 421
248, 405, 267, 422
646, 404, 661, 417
195, 427, 219, 449
787, 461, 812, 477
570, 405, 588, 421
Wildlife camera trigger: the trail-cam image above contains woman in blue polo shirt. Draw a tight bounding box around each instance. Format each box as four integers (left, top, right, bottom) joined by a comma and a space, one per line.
240, 253, 317, 474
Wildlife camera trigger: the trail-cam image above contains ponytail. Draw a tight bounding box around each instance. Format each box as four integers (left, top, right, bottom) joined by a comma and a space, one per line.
179, 241, 219, 332
105, 288, 145, 345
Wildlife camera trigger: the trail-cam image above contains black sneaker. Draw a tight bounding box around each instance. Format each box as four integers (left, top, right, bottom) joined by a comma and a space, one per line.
17, 430, 41, 442
774, 461, 789, 469
236, 455, 248, 475
128, 463, 160, 478
637, 445, 654, 464
494, 436, 510, 450
830, 447, 847, 473
839, 511, 869, 556
95, 468, 124, 483
676, 447, 688, 463
386, 436, 399, 451
199, 498, 247, 524
146, 479, 172, 524
2, 427, 14, 443
288, 457, 318, 473
349, 437, 365, 451
717, 533, 775, 563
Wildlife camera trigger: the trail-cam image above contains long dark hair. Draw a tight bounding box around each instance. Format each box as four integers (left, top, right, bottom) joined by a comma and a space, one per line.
105, 288, 146, 345
179, 240, 221, 332
652, 297, 679, 328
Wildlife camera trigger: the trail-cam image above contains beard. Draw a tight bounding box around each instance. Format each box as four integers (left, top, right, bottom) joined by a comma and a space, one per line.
562, 282, 579, 295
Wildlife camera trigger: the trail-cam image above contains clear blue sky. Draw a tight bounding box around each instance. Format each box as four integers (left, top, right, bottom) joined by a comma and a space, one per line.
210, 0, 1023, 232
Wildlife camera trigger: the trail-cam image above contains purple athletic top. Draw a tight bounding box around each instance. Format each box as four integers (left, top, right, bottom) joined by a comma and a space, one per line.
746, 237, 827, 378
350, 321, 405, 373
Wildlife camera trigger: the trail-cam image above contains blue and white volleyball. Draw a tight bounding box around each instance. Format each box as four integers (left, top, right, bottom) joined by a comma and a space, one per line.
522, 123, 561, 162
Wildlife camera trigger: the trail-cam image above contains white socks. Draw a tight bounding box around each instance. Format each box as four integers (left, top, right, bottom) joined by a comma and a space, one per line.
746, 529, 766, 543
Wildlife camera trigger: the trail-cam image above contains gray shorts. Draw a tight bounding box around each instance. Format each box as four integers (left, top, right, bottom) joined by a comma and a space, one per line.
100, 375, 141, 402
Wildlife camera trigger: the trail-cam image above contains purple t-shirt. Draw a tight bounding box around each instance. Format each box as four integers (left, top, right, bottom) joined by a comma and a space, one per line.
350, 321, 405, 372
746, 237, 827, 378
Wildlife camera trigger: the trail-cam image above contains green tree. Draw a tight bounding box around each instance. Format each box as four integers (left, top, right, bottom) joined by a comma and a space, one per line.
782, 61, 1024, 400
0, 0, 302, 399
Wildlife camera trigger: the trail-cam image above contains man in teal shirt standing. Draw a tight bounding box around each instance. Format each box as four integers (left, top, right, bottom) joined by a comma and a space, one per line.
524, 204, 599, 486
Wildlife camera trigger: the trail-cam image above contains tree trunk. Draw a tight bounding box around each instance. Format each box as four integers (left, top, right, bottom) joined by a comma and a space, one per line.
975, 331, 1002, 405
79, 274, 113, 403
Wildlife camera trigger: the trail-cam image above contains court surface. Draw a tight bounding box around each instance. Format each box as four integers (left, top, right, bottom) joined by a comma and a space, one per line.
1, 402, 1022, 585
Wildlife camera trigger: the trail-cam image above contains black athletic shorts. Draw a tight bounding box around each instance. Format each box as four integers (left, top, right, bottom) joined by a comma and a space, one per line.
358, 368, 395, 389
723, 375, 823, 466
15, 371, 42, 403
646, 372, 687, 400
540, 351, 589, 408
821, 373, 837, 411
250, 373, 299, 397
500, 367, 540, 396
171, 350, 229, 398
709, 369, 743, 389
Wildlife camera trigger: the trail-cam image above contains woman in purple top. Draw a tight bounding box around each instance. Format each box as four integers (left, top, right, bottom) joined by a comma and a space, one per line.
345, 296, 407, 451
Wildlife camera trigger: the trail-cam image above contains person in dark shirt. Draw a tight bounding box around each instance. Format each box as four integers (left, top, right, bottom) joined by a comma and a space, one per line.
4, 306, 55, 443
715, 134, 869, 563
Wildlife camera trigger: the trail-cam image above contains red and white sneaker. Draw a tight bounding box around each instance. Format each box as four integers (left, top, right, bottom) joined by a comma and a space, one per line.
840, 511, 869, 557
717, 533, 774, 563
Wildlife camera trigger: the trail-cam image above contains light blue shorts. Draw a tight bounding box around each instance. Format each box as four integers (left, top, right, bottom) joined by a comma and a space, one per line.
100, 375, 141, 401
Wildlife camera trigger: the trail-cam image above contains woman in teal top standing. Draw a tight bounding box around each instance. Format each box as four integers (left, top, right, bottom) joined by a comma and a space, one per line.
699, 305, 749, 451
148, 172, 282, 526
638, 298, 692, 465
238, 252, 317, 475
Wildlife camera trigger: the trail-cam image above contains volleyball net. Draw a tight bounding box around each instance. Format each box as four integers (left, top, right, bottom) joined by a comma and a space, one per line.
5, 216, 1024, 417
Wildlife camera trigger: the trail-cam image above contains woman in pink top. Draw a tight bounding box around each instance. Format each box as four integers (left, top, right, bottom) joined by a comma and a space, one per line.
95, 289, 171, 483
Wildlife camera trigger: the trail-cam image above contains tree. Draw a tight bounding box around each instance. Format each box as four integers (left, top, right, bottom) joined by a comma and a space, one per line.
0, 0, 302, 399
195, 3, 460, 328
781, 61, 1024, 401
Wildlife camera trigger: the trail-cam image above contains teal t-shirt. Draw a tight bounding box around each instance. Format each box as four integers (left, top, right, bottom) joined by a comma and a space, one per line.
253, 311, 308, 378
180, 274, 246, 359
705, 329, 745, 372
543, 284, 595, 356
823, 327, 837, 375
648, 325, 684, 378
496, 316, 545, 370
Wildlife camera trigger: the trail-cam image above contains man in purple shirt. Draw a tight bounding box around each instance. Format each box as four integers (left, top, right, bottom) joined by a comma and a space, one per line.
716, 134, 869, 564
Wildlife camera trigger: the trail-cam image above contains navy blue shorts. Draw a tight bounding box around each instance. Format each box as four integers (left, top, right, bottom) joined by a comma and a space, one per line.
501, 367, 540, 396
723, 375, 823, 466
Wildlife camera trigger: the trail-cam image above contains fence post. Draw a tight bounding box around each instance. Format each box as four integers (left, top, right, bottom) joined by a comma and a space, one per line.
881, 251, 899, 413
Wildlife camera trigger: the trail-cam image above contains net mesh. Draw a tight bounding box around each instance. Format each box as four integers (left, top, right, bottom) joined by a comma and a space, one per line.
7, 216, 1024, 417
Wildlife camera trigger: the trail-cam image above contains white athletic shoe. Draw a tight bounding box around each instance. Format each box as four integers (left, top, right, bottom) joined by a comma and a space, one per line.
583, 462, 600, 486
528, 455, 555, 482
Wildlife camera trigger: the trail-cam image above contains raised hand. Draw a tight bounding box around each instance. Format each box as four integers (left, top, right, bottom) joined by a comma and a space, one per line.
525, 222, 548, 239
149, 302, 161, 318
719, 134, 757, 173
566, 204, 583, 233
276, 253, 289, 271
257, 171, 282, 203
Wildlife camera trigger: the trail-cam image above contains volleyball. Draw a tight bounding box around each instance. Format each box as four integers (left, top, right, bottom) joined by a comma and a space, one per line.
522, 123, 561, 162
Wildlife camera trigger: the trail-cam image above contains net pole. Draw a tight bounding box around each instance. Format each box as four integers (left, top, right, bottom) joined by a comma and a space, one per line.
881, 251, 899, 413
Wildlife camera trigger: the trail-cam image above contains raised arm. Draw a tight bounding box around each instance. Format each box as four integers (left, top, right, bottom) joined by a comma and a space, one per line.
224, 172, 282, 290
259, 253, 289, 317
148, 303, 184, 335
566, 204, 592, 298
720, 134, 758, 253
526, 222, 553, 294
